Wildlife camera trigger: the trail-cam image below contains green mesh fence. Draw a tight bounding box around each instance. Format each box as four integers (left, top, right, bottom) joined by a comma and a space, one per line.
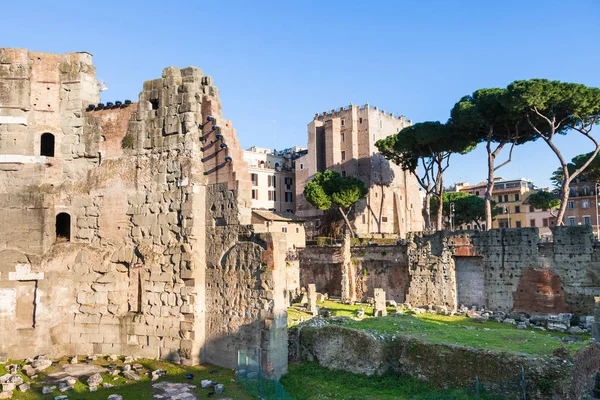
237, 348, 293, 400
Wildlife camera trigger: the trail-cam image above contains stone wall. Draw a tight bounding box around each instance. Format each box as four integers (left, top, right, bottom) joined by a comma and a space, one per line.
0, 49, 288, 376
299, 245, 409, 302
299, 227, 600, 314
290, 324, 584, 399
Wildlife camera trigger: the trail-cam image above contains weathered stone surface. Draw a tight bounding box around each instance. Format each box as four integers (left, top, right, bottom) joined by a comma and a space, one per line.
0, 50, 287, 381
373, 288, 387, 317
87, 372, 103, 387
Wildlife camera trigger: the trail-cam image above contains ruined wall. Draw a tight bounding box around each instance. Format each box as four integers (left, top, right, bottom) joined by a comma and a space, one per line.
299, 245, 409, 302
448, 227, 600, 313
299, 227, 600, 314
0, 49, 288, 376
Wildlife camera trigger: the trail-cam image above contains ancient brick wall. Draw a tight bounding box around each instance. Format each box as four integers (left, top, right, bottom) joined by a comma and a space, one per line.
300, 227, 600, 314
405, 231, 457, 308
299, 245, 409, 302
0, 50, 288, 376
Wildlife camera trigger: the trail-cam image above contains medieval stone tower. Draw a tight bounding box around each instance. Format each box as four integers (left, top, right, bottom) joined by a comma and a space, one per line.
295, 104, 424, 237
0, 48, 288, 376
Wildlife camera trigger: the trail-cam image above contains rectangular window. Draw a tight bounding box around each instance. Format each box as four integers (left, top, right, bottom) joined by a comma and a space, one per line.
252, 189, 258, 200
583, 216, 592, 225
359, 117, 363, 124
362, 215, 366, 223
268, 175, 276, 188
514, 206, 520, 214
341, 119, 345, 126
475, 191, 479, 196
285, 192, 293, 202
379, 120, 383, 128
529, 205, 535, 213
251, 173, 258, 186
496, 207, 504, 215
341, 170, 346, 177
300, 163, 303, 170
504, 195, 509, 202
567, 200, 576, 209
382, 216, 388, 223
516, 221, 522, 228
581, 199, 590, 208
568, 216, 577, 226
341, 151, 346, 161
530, 219, 536, 227
341, 132, 345, 142
268, 191, 276, 201
296, 227, 299, 233
543, 218, 549, 227
282, 226, 287, 233
515, 194, 520, 201
499, 220, 508, 228
498, 196, 502, 203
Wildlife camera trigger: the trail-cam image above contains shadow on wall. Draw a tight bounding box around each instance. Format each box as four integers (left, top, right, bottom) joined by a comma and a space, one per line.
200, 311, 288, 379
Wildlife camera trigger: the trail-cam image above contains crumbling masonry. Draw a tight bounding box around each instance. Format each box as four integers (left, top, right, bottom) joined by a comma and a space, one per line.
0, 49, 288, 376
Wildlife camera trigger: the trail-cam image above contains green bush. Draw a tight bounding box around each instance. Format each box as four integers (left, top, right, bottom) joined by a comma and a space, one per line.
122, 133, 134, 149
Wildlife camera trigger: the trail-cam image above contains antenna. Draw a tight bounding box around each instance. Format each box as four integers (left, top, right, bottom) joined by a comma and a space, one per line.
98, 81, 108, 92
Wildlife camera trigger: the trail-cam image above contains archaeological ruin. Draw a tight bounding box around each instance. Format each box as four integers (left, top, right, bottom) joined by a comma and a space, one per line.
0, 48, 288, 376
300, 227, 600, 314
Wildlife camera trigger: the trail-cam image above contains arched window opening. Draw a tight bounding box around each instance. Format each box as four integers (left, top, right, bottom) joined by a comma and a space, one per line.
56, 213, 71, 242
41, 133, 55, 157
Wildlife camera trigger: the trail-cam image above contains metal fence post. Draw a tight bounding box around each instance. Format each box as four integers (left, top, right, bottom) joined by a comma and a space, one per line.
245, 353, 249, 390
521, 365, 526, 400
259, 348, 263, 400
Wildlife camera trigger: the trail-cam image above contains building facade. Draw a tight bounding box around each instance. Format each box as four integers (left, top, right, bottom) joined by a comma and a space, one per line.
562, 181, 600, 236
295, 104, 423, 238
243, 146, 306, 213
456, 178, 555, 237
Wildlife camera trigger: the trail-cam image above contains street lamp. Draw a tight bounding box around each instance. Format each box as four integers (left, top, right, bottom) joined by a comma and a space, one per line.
595, 182, 600, 240
450, 203, 455, 231
505, 205, 511, 228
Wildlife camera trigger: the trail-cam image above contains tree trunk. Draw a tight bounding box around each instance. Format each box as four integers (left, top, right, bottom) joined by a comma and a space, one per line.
556, 179, 570, 225
484, 160, 494, 230
339, 207, 356, 237
484, 136, 496, 231
423, 192, 431, 230
436, 194, 443, 230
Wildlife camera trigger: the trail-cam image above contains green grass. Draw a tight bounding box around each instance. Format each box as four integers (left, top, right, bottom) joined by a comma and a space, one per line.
281, 362, 500, 400
309, 300, 589, 356
288, 307, 312, 327
4, 357, 252, 400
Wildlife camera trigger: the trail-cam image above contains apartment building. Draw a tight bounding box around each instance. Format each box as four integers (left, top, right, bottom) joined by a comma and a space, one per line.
562, 181, 600, 235
457, 178, 554, 237
295, 104, 423, 238
243, 146, 307, 213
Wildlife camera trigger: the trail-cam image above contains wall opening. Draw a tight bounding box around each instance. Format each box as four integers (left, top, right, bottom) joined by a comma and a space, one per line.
150, 99, 159, 110
56, 213, 71, 242
40, 132, 55, 157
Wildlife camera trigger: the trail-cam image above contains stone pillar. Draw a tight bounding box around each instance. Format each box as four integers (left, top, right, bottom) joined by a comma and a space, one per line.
307, 284, 318, 316
592, 296, 600, 342
373, 288, 387, 317
340, 234, 355, 303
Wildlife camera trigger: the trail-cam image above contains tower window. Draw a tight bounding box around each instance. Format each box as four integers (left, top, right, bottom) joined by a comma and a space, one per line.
56, 213, 71, 242
41, 133, 55, 157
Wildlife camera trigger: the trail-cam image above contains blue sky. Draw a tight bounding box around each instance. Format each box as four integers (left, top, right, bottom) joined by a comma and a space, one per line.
3, 0, 600, 188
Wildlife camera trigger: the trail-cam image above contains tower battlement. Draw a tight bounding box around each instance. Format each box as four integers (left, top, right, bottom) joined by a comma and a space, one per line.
313, 103, 409, 124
